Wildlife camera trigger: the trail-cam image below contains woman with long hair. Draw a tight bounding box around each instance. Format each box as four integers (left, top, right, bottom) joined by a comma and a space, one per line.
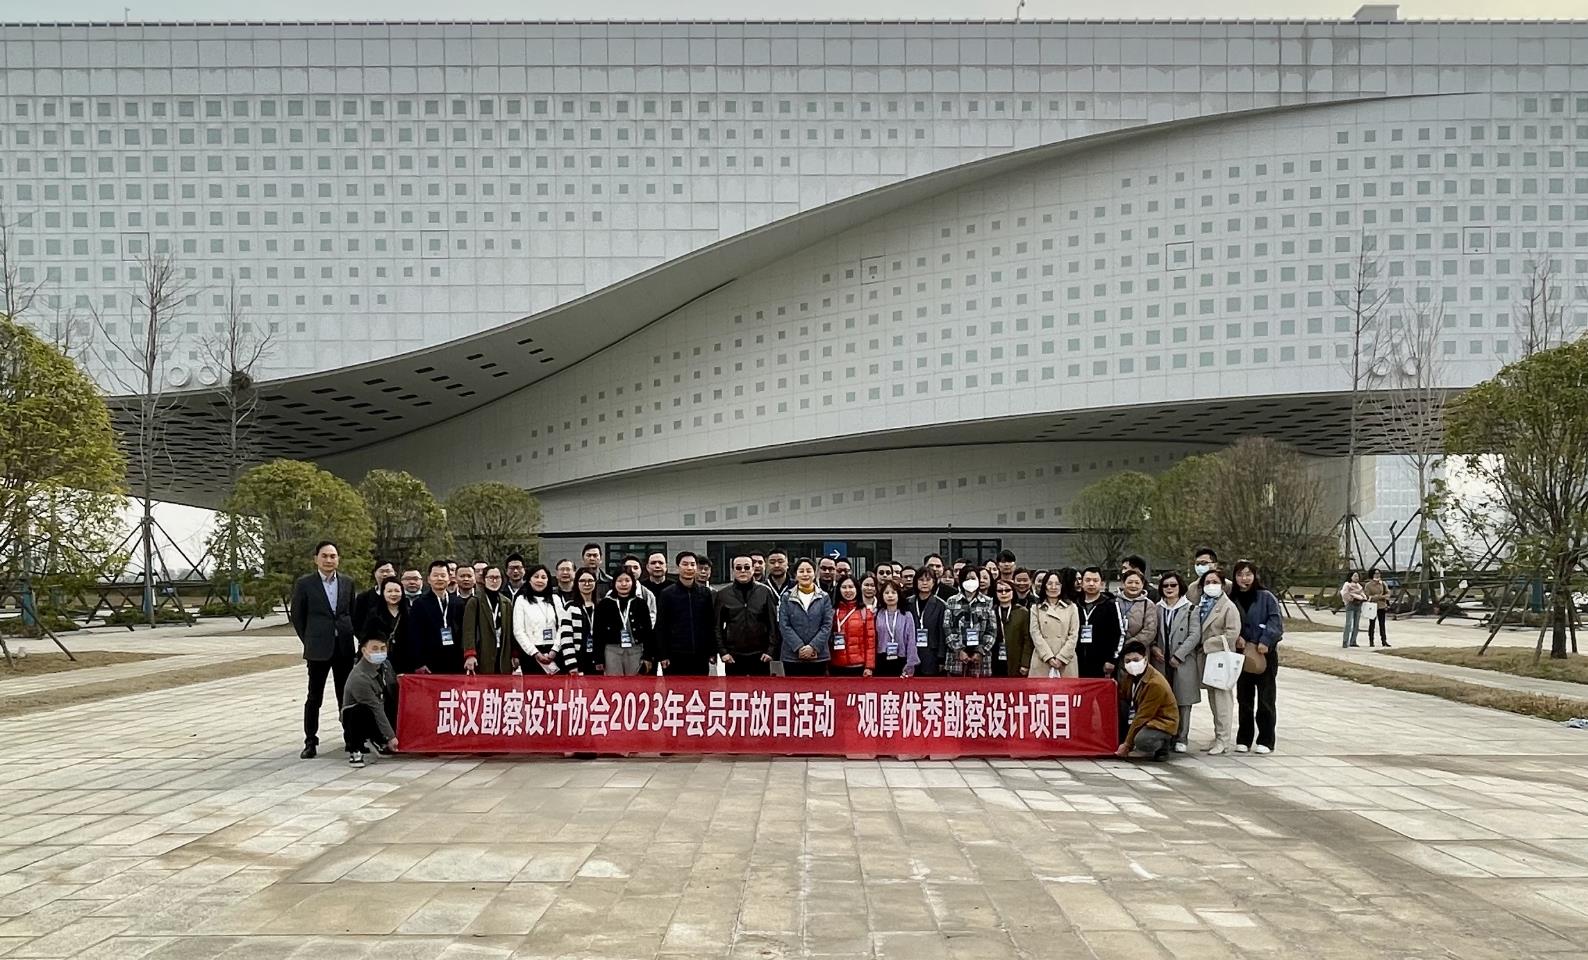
562, 568, 600, 675
873, 581, 919, 678
1029, 568, 1080, 677
1229, 560, 1283, 755
362, 577, 409, 671
859, 573, 880, 613
830, 575, 876, 678
512, 564, 575, 675
594, 569, 651, 676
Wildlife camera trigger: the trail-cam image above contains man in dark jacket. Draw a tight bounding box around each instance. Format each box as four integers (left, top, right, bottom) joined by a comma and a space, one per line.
905, 568, 948, 677
289, 540, 358, 759
651, 551, 716, 675
400, 559, 467, 675
715, 555, 778, 675
351, 560, 395, 633
1077, 567, 1123, 679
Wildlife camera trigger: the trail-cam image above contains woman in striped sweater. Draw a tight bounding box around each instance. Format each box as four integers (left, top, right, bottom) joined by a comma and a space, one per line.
562, 569, 600, 675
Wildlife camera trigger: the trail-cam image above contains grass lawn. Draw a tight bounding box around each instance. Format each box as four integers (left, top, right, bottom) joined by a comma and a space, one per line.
1282, 617, 1335, 634
0, 653, 303, 718
1384, 646, 1588, 686
0, 649, 170, 676
1282, 649, 1588, 723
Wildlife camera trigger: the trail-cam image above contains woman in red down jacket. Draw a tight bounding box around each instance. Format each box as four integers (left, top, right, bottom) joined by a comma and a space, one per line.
829, 576, 877, 677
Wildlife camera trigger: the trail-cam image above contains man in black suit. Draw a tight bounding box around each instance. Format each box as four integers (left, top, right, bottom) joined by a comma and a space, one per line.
400, 559, 467, 675
289, 540, 357, 759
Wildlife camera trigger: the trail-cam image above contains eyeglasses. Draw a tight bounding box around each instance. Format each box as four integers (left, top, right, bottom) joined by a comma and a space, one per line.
733, 564, 752, 570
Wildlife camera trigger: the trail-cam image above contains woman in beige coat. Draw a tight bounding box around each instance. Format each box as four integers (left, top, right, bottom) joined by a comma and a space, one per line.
1195, 568, 1243, 754
1029, 571, 1081, 677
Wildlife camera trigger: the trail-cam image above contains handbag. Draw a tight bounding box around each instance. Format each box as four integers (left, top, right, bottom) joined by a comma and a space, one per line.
1242, 644, 1267, 675
1361, 600, 1379, 622
1202, 635, 1243, 690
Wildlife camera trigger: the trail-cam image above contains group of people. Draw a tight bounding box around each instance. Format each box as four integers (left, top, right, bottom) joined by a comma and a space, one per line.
1338, 568, 1394, 648
289, 541, 1284, 767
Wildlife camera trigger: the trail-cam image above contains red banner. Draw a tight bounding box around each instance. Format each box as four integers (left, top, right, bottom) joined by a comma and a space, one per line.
396, 674, 1118, 758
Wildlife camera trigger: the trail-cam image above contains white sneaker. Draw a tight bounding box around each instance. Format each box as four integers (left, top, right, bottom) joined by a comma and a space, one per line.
1206, 742, 1227, 755
348, 751, 365, 768
1253, 745, 1272, 755
1234, 744, 1250, 753
1173, 742, 1188, 753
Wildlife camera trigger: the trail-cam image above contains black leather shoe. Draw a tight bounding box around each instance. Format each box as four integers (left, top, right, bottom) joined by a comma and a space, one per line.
299, 742, 317, 759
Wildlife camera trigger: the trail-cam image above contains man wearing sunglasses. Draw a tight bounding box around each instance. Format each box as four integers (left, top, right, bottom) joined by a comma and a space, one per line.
714, 555, 778, 675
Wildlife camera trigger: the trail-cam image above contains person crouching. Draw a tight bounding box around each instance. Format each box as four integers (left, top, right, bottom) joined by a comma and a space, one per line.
342, 635, 399, 767
1115, 640, 1178, 761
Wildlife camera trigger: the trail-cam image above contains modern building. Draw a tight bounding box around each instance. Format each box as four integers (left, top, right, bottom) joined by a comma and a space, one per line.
3, 13, 1586, 570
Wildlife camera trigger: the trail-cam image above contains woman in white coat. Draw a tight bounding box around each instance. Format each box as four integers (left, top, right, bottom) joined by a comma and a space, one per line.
1028, 570, 1081, 677
1195, 568, 1243, 755
512, 565, 576, 675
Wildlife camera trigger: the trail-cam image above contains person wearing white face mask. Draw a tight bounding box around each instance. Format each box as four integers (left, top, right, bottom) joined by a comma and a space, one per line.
1195, 568, 1242, 755
1187, 547, 1219, 601
340, 634, 398, 768
1114, 640, 1178, 760
944, 575, 998, 677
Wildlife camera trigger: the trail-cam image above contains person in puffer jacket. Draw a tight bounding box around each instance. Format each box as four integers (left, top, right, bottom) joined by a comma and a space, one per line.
829, 576, 877, 677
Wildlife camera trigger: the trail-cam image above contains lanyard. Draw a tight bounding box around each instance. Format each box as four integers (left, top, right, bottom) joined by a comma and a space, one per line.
617, 597, 632, 634
883, 609, 900, 642
837, 609, 856, 634
1081, 601, 1097, 625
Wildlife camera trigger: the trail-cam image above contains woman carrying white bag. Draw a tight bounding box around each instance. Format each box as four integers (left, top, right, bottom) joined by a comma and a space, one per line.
1194, 568, 1243, 755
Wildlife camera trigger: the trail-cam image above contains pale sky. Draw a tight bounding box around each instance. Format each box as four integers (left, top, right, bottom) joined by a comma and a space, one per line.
6, 1, 1587, 22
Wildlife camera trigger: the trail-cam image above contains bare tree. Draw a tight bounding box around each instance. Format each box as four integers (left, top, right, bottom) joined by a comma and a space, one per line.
1514, 254, 1569, 357
200, 277, 272, 494
1368, 298, 1453, 611
1334, 235, 1394, 567
0, 204, 44, 323
200, 278, 273, 595
95, 253, 188, 626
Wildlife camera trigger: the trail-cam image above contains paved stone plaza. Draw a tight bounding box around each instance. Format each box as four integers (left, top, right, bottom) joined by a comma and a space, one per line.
2, 625, 1588, 959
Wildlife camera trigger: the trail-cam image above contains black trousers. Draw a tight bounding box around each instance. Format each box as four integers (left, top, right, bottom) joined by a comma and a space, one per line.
873, 657, 907, 678
723, 655, 772, 676
304, 656, 354, 746
1366, 610, 1389, 644
342, 701, 395, 753
1236, 647, 1280, 749
781, 660, 829, 677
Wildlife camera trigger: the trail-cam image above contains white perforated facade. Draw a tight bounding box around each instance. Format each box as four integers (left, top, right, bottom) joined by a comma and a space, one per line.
3, 19, 1586, 563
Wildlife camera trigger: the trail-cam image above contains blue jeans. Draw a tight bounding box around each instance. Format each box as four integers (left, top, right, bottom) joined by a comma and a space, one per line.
1341, 605, 1361, 646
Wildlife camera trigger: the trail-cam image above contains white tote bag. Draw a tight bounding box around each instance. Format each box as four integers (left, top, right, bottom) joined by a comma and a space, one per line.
1202, 638, 1243, 691
1361, 600, 1379, 622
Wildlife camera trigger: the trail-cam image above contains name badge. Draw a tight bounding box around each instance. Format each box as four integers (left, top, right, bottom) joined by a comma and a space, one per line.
440, 626, 454, 646
884, 638, 899, 657
997, 644, 1008, 661
620, 628, 633, 648
964, 627, 980, 649
542, 627, 554, 643
832, 630, 846, 651
916, 628, 928, 648
1079, 624, 1094, 645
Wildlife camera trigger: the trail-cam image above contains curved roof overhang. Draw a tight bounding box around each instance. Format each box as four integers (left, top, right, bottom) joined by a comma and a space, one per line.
112, 96, 1395, 506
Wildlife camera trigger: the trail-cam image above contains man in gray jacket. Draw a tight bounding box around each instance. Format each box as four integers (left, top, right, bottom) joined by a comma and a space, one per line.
342, 635, 398, 768
289, 540, 357, 759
